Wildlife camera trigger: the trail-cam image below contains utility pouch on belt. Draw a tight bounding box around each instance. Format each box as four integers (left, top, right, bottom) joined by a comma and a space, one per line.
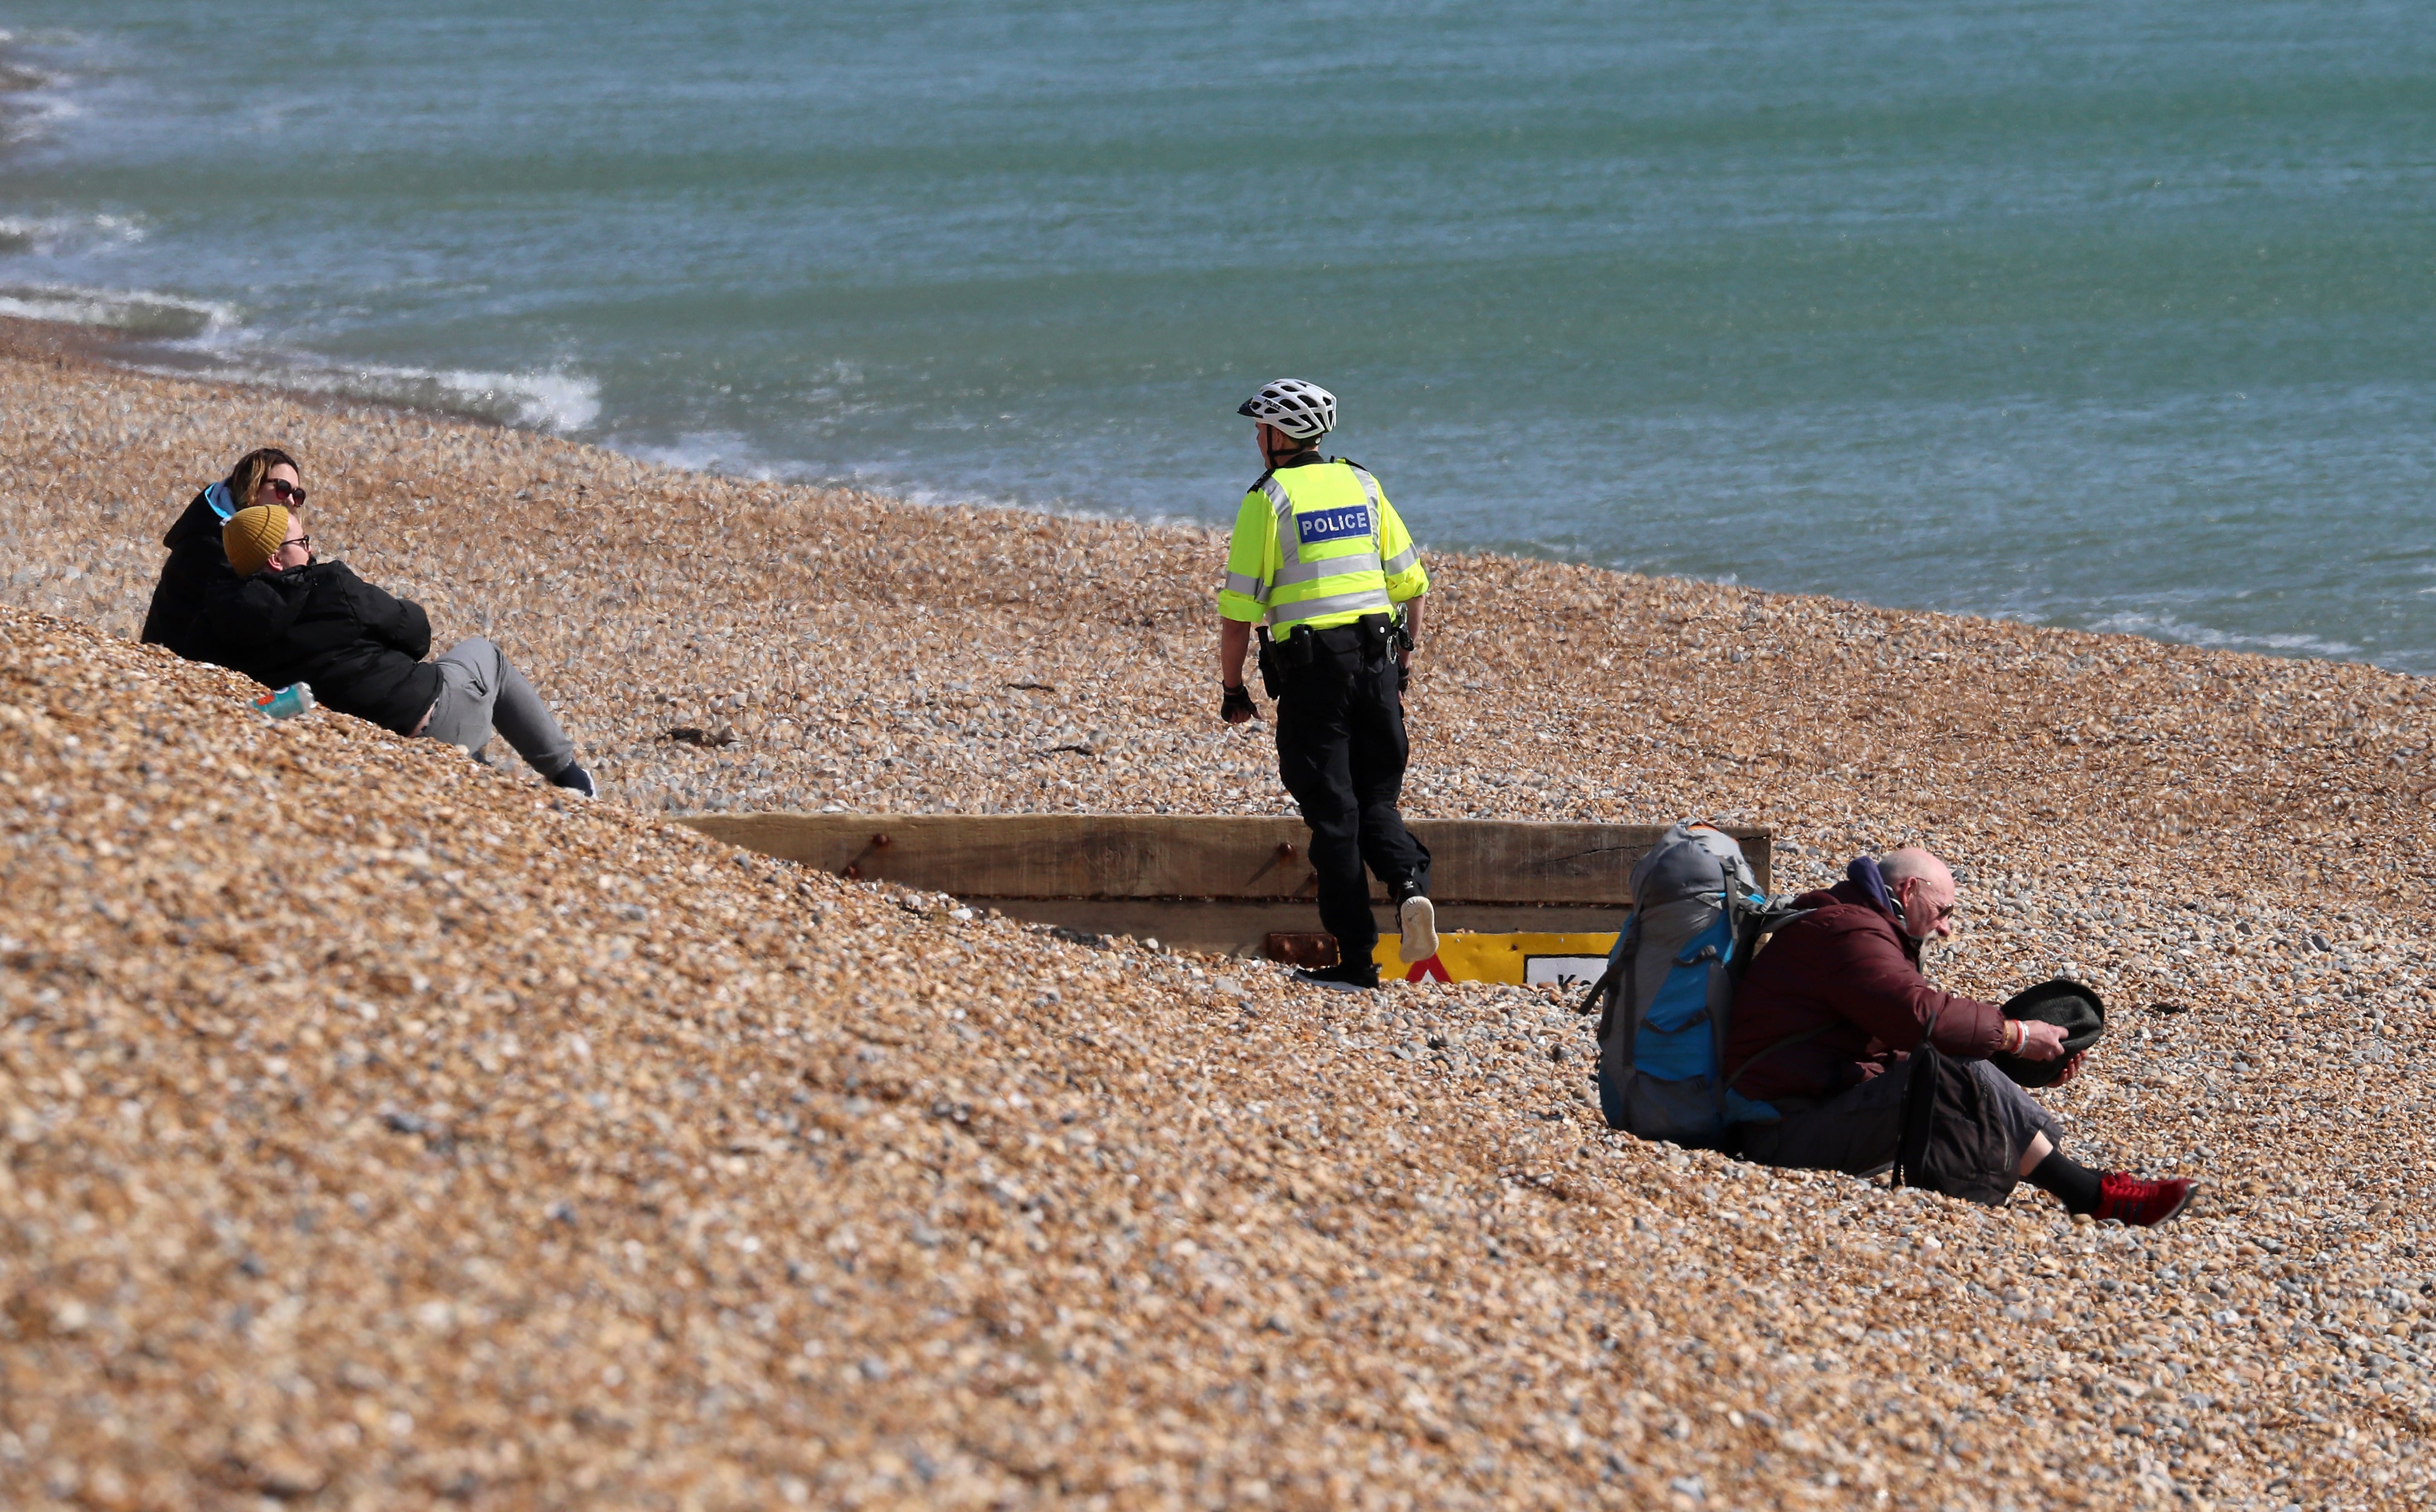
1356, 613, 1393, 662
1271, 626, 1318, 671
1255, 629, 1284, 696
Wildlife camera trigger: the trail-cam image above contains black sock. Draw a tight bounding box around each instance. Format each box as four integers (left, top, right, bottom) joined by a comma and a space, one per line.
2028, 1150, 2104, 1214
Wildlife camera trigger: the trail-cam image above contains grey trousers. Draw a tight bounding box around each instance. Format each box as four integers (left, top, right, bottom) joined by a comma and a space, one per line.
419, 637, 574, 778
1736, 1058, 2063, 1181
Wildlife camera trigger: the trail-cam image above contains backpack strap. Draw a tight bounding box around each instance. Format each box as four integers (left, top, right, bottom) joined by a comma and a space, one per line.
1891, 1009, 1944, 1190
1735, 904, 1815, 963
1713, 903, 1820, 1092
1705, 871, 1751, 1125
1582, 914, 1641, 1043
1576, 958, 1619, 1020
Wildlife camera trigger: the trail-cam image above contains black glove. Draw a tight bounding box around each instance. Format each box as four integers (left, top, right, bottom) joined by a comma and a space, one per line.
1398, 662, 1411, 693
1221, 684, 1256, 723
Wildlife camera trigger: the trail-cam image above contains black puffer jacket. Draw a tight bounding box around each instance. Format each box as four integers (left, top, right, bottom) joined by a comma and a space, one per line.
139, 487, 235, 663
201, 561, 443, 735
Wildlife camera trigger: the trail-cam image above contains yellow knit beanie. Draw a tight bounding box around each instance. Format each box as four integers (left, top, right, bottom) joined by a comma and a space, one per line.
224, 503, 289, 577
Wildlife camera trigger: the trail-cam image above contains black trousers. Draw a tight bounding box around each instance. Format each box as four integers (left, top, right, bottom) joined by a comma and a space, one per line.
1736, 1058, 2061, 1185
1272, 628, 1431, 966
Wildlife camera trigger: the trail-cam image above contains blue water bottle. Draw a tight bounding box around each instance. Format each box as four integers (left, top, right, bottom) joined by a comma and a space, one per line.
253, 682, 317, 720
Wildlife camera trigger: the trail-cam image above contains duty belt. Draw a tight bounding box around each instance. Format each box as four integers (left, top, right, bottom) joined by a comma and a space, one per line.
1259, 613, 1396, 671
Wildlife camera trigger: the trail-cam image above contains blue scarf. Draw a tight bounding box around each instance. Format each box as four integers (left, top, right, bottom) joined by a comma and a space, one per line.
1846, 854, 1899, 920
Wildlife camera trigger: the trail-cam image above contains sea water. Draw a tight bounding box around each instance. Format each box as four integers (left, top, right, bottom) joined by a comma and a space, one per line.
4, 2, 2434, 667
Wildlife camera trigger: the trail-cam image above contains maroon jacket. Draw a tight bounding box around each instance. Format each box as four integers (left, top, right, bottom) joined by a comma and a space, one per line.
1723, 876, 2006, 1106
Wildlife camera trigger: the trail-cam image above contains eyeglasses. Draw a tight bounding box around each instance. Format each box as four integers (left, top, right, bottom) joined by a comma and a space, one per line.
260, 479, 308, 505
280, 535, 312, 553
1898, 879, 1958, 923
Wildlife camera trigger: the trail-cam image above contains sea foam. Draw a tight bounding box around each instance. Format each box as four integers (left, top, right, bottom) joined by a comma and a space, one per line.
2088, 610, 2361, 660
0, 281, 226, 338
143, 354, 604, 435
0, 280, 601, 437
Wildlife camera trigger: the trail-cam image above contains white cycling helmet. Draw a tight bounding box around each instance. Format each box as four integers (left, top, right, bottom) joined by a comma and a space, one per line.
1236, 377, 1337, 440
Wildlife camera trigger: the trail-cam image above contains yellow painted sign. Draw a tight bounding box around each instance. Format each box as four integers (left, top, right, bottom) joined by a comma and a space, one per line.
1374, 932, 1618, 988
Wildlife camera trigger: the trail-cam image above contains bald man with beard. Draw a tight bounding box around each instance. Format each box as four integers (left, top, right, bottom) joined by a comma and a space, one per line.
1722, 847, 2194, 1227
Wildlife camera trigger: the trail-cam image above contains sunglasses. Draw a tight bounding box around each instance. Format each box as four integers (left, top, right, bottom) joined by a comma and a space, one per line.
260, 478, 308, 505
1897, 879, 1958, 923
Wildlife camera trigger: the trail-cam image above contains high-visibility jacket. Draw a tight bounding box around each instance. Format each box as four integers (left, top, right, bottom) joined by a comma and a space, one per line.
1217, 458, 1428, 633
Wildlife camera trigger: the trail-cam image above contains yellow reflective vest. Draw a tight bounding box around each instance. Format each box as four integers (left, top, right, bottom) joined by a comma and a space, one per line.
1217, 459, 1428, 632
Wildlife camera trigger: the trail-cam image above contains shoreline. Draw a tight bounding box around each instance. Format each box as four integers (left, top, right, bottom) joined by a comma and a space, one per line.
0, 303, 574, 430
7, 309, 2430, 902
4, 321, 2436, 1503
4, 299, 2422, 684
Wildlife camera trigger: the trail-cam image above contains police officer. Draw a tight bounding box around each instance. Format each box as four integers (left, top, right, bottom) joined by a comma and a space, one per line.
1217, 379, 1436, 990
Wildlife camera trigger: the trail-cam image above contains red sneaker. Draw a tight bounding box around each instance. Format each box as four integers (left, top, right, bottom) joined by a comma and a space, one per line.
2094, 1172, 2196, 1227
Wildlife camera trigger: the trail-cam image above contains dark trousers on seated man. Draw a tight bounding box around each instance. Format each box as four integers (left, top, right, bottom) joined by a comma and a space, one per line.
1736, 1056, 2062, 1193
1272, 623, 1430, 972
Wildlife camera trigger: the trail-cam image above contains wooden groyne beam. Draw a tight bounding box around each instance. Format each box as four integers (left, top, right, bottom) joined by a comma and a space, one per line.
679, 813, 1770, 958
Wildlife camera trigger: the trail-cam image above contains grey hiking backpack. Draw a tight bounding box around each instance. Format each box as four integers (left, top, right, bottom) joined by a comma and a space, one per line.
1580, 821, 1805, 1148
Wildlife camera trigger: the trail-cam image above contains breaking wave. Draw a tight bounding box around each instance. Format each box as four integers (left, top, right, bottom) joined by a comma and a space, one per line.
220, 357, 603, 433
0, 280, 225, 338
0, 212, 145, 257
0, 280, 599, 433
2086, 610, 2361, 660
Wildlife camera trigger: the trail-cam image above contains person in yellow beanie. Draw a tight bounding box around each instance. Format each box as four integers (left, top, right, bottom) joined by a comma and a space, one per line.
204, 499, 597, 797
221, 502, 296, 578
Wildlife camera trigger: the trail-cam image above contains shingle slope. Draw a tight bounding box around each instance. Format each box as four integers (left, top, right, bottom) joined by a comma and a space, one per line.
1, 332, 2432, 1507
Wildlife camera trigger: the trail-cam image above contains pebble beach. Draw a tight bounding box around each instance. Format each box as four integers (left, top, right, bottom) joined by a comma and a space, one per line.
6, 317, 2436, 1508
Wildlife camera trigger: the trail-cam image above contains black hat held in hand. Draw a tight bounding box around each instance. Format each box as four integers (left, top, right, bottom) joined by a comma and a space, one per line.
1992, 977, 2106, 1088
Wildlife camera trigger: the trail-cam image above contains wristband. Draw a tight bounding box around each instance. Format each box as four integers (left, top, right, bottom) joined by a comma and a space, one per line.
2001, 1020, 2025, 1054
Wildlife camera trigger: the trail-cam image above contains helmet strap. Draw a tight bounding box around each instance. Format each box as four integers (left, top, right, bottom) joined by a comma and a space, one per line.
1259, 425, 1322, 468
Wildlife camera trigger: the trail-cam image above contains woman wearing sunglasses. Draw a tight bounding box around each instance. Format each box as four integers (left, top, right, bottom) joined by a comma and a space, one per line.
140, 445, 306, 664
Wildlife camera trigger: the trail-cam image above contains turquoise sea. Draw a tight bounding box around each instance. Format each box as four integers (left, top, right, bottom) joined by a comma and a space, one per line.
4, 3, 2435, 666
